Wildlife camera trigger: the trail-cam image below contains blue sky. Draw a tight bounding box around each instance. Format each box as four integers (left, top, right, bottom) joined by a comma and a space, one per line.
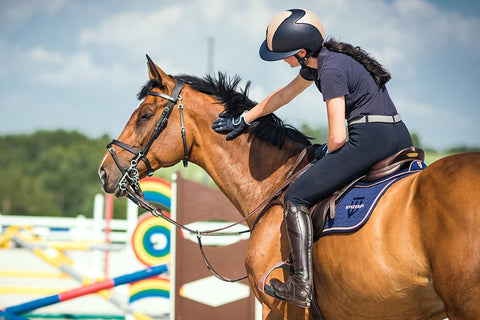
1, 0, 479, 150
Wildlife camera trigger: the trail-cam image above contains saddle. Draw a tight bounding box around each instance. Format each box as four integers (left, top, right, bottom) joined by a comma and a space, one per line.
309, 147, 424, 238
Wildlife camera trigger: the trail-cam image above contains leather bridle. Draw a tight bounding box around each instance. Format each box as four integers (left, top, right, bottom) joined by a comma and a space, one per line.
106, 78, 189, 194
104, 77, 312, 283
105, 78, 251, 282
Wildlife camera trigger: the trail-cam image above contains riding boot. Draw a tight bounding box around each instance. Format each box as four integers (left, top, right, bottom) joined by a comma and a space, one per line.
270, 201, 313, 308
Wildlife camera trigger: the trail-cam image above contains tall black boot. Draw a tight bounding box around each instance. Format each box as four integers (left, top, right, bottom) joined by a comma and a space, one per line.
270, 201, 313, 308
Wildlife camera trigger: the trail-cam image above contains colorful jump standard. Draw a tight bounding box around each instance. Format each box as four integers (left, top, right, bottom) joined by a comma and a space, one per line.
3, 264, 168, 316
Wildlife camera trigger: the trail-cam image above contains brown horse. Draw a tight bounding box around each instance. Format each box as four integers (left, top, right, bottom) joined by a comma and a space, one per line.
98, 56, 480, 319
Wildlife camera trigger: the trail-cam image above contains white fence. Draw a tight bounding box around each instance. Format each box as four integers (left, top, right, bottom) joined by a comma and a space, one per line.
0, 194, 130, 244
0, 214, 129, 243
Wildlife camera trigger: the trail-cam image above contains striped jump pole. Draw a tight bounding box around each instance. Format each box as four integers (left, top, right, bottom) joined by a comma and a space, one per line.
3, 264, 168, 316
10, 234, 157, 320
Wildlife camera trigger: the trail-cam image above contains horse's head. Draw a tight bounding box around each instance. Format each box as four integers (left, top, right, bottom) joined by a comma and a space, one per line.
98, 56, 198, 196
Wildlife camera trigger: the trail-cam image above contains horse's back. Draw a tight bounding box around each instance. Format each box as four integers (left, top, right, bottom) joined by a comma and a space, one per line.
414, 152, 480, 319
415, 152, 480, 248
314, 153, 480, 319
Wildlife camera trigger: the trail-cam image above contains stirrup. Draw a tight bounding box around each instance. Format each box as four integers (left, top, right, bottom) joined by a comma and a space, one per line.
258, 260, 292, 301
270, 277, 312, 308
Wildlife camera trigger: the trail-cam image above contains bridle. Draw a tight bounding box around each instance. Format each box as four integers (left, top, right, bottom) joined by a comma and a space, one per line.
105, 77, 251, 282
104, 76, 312, 283
106, 78, 189, 194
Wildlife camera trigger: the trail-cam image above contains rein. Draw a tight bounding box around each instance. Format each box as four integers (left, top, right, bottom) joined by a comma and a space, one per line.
105, 78, 312, 283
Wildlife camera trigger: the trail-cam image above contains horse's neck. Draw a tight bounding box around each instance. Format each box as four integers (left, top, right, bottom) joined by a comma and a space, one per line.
193, 133, 304, 219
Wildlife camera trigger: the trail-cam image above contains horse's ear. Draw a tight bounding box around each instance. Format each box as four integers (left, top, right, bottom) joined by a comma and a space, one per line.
146, 54, 169, 86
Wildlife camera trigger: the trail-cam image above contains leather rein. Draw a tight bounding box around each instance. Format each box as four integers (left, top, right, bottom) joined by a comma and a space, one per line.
105, 77, 311, 283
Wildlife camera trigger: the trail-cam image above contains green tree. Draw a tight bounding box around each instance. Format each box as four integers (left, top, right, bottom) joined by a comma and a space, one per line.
300, 124, 327, 145
0, 130, 127, 218
410, 132, 421, 149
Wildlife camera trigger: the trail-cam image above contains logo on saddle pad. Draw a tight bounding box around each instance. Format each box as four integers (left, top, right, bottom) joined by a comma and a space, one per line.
345, 197, 365, 217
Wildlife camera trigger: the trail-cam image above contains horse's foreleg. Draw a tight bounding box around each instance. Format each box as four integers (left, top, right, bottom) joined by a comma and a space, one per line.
245, 207, 311, 319
246, 207, 286, 319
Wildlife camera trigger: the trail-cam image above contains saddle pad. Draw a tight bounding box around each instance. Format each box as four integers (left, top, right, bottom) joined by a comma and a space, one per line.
321, 160, 426, 236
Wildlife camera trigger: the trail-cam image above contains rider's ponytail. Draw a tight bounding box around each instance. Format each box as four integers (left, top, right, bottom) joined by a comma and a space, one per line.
323, 39, 391, 88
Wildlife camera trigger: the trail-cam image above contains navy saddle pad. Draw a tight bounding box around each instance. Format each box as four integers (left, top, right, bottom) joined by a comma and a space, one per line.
320, 160, 426, 236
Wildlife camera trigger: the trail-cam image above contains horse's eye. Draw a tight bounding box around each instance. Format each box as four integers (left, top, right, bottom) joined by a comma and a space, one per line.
139, 113, 153, 121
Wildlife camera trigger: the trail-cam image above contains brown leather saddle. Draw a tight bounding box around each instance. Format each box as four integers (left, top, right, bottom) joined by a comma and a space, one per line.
310, 146, 425, 240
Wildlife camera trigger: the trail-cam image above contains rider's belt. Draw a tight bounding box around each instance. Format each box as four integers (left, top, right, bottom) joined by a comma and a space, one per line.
349, 114, 402, 126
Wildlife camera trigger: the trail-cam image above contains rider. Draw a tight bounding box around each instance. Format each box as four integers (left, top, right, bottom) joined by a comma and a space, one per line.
212, 8, 413, 308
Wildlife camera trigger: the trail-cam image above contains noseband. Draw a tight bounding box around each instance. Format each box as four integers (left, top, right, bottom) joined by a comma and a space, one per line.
106, 78, 189, 193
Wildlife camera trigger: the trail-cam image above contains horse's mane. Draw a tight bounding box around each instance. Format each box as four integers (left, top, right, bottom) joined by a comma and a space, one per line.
138, 72, 311, 149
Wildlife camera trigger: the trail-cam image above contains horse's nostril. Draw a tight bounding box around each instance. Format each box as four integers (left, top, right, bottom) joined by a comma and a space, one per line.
98, 167, 108, 186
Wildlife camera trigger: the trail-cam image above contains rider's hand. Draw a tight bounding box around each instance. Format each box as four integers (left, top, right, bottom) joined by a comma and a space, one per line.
212, 111, 251, 140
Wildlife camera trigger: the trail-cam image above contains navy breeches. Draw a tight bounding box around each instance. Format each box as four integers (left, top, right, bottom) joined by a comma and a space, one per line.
284, 121, 413, 208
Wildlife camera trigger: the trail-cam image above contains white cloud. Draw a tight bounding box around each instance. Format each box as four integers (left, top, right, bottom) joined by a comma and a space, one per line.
79, 5, 183, 49
33, 51, 134, 86
28, 46, 64, 63
393, 0, 480, 50
1, 0, 66, 26
393, 95, 475, 147
316, 0, 480, 68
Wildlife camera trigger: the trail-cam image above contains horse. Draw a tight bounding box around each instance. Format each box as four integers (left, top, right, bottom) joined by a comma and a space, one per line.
98, 56, 480, 319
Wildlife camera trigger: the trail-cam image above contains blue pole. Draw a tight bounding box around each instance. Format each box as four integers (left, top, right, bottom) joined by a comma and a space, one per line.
4, 265, 168, 315
0, 310, 30, 320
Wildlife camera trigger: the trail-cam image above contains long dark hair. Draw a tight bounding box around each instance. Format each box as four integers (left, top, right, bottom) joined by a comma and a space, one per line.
323, 39, 391, 88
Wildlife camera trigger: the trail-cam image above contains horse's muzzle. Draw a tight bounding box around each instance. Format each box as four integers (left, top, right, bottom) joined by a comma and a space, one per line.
98, 166, 125, 197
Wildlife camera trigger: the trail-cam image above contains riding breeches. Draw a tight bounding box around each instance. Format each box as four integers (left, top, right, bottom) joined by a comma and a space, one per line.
284, 121, 413, 208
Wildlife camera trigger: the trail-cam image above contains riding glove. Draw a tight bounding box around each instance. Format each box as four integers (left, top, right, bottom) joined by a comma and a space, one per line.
212, 111, 251, 140
314, 143, 328, 160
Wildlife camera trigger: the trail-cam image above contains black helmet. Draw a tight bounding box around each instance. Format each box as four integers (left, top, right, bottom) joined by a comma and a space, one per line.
259, 9, 325, 61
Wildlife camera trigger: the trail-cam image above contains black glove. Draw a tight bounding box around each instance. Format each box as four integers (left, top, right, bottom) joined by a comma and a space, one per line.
314, 143, 328, 160
212, 111, 250, 140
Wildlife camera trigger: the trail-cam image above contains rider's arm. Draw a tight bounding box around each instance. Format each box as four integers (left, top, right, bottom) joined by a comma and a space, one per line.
325, 96, 347, 152
244, 74, 313, 123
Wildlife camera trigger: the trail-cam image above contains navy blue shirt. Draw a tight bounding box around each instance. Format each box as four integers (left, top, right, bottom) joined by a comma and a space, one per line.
300, 46, 397, 122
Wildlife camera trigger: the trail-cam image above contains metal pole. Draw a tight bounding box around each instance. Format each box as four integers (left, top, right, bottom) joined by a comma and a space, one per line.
169, 172, 178, 320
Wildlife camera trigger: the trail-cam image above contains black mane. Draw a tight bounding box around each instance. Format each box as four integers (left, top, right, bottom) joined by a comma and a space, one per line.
138, 72, 312, 149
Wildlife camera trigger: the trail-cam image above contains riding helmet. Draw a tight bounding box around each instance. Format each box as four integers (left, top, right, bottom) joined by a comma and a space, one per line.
259, 9, 325, 61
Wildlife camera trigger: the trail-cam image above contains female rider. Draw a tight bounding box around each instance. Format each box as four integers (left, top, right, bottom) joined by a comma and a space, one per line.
212, 8, 413, 308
